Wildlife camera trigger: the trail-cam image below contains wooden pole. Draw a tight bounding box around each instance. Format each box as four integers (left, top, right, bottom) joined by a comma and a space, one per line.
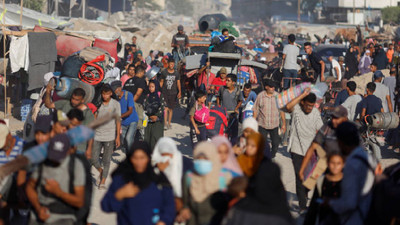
353, 0, 355, 24
20, 0, 23, 26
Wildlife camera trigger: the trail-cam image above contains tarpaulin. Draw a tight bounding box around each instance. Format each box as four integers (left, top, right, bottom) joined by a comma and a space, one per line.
56, 35, 92, 57
93, 38, 119, 63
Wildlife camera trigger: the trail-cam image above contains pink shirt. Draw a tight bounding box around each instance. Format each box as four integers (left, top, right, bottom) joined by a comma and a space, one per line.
120, 74, 130, 86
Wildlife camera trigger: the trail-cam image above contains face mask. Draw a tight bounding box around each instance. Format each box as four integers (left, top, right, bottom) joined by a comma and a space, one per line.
160, 156, 171, 163
193, 159, 213, 176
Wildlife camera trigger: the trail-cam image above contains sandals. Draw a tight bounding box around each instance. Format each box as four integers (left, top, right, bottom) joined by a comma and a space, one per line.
394, 148, 400, 154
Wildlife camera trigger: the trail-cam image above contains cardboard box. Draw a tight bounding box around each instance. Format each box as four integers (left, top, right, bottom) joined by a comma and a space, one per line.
302, 144, 327, 190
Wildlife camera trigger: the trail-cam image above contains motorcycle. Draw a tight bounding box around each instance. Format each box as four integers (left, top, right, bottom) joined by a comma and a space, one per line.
361, 112, 399, 161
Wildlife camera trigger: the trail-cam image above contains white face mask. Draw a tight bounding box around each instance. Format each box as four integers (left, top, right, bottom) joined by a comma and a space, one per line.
160, 155, 171, 163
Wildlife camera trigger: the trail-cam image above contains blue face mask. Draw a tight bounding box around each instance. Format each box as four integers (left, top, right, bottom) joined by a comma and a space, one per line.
193, 159, 213, 175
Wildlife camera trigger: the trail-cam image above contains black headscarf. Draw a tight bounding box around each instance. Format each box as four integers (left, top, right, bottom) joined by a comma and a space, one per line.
344, 46, 358, 79
112, 141, 170, 189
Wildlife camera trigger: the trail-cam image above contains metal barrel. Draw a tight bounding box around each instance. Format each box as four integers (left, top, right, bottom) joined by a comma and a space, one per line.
370, 112, 399, 129
55, 77, 95, 104
198, 14, 228, 32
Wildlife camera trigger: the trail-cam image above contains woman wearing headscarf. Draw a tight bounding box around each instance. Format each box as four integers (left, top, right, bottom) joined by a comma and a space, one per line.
225, 133, 293, 225
101, 141, 176, 225
177, 142, 232, 225
152, 137, 193, 212
344, 45, 359, 80
358, 50, 372, 75
211, 136, 243, 177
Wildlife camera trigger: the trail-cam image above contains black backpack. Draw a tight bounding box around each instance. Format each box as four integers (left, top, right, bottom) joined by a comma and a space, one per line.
37, 154, 92, 225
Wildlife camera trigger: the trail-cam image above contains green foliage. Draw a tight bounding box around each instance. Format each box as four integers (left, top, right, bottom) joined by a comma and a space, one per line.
382, 6, 400, 24
168, 0, 193, 16
23, 0, 44, 12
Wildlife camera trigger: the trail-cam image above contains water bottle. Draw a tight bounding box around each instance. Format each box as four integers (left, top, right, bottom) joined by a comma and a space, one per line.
143, 115, 148, 128
151, 208, 160, 224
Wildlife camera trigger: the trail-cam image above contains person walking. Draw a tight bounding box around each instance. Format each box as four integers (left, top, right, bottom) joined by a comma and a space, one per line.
101, 141, 176, 225
160, 58, 182, 130
91, 85, 121, 190
253, 79, 286, 158
286, 89, 323, 213
281, 34, 300, 89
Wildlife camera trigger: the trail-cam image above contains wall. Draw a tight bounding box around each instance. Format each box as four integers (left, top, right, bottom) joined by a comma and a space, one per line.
326, 0, 400, 9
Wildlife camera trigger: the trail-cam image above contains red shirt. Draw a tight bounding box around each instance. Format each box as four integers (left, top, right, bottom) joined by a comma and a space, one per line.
211, 77, 226, 91
198, 71, 215, 90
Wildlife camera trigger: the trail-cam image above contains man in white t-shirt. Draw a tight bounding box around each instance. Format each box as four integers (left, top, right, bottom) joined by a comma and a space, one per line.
328, 52, 341, 81
373, 71, 393, 112
341, 81, 362, 121
281, 34, 300, 89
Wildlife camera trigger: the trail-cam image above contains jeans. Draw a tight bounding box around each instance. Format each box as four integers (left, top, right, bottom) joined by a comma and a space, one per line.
283, 69, 298, 89
259, 126, 280, 158
173, 49, 189, 68
291, 153, 308, 209
227, 113, 239, 145
190, 123, 207, 148
121, 122, 138, 153
91, 140, 114, 179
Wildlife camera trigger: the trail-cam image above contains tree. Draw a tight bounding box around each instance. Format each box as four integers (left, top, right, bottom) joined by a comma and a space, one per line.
23, 0, 44, 12
382, 6, 400, 24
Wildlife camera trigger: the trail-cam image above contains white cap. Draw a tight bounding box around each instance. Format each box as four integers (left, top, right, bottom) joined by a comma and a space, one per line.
242, 117, 258, 132
43, 72, 54, 86
0, 124, 10, 149
260, 57, 267, 61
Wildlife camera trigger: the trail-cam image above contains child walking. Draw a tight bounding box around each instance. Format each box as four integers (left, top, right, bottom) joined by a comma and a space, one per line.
189, 90, 209, 147
304, 153, 344, 225
91, 84, 121, 189
143, 80, 165, 151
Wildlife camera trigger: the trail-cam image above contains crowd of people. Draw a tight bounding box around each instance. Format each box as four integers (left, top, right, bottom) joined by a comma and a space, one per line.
0, 25, 399, 225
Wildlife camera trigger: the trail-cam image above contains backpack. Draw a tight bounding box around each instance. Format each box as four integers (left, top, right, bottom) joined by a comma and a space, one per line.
62, 55, 86, 79
194, 103, 210, 124
356, 158, 400, 225
36, 154, 92, 225
206, 106, 228, 137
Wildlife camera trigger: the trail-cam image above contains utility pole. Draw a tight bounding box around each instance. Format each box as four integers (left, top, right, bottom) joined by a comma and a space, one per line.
82, 0, 86, 19
353, 0, 355, 24
297, 0, 301, 22
55, 0, 58, 17
364, 0, 366, 25
123, 0, 126, 13
108, 0, 111, 19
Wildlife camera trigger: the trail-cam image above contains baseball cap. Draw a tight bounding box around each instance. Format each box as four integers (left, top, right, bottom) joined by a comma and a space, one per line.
219, 67, 227, 74
332, 105, 348, 118
35, 115, 53, 133
373, 71, 384, 79
0, 124, 10, 149
110, 80, 122, 93
178, 25, 184, 31
47, 133, 70, 163
52, 110, 70, 127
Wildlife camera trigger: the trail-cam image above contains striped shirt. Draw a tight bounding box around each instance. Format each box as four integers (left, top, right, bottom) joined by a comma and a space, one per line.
0, 136, 24, 165
254, 91, 280, 129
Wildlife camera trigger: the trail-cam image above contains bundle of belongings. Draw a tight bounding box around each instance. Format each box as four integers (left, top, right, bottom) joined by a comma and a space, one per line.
62, 47, 115, 86
210, 35, 239, 53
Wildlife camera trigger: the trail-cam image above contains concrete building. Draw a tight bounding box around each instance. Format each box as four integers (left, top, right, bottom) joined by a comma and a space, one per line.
324, 0, 400, 24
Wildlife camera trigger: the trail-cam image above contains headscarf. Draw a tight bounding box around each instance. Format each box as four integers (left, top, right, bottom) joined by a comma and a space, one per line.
152, 137, 183, 197
211, 136, 243, 176
112, 141, 169, 189
237, 133, 265, 177
147, 80, 161, 104
190, 142, 232, 203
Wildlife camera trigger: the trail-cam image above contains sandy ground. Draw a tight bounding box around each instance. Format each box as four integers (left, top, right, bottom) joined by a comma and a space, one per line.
3, 105, 400, 225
